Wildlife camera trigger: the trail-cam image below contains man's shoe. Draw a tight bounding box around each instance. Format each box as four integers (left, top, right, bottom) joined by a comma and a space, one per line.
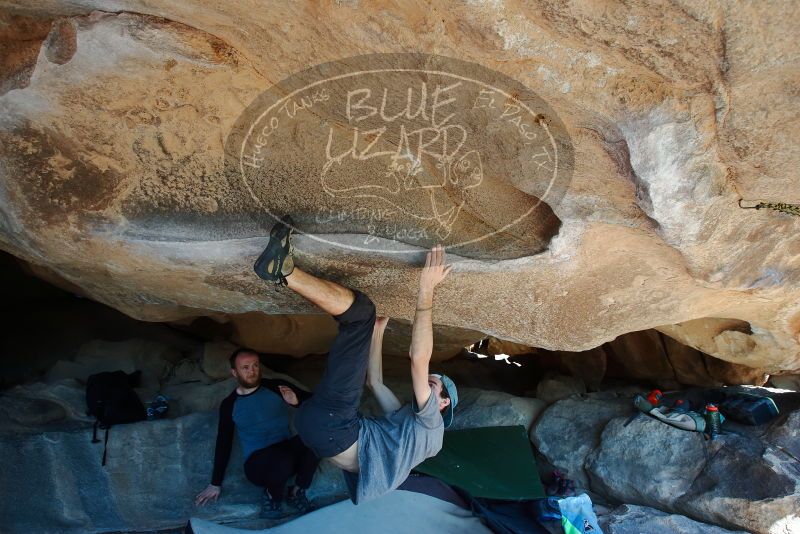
259, 490, 290, 520
285, 487, 312, 514
254, 216, 295, 286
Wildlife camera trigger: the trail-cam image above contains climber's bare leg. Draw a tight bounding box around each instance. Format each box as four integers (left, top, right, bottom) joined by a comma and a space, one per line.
285, 268, 354, 317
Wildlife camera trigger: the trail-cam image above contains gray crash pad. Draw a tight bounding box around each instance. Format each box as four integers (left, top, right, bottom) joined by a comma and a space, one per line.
190, 490, 491, 534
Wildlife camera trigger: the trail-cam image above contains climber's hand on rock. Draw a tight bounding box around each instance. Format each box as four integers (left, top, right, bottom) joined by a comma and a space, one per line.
195, 484, 221, 506
419, 244, 452, 293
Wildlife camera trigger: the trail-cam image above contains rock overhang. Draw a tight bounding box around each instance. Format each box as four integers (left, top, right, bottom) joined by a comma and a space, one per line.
0, 2, 797, 372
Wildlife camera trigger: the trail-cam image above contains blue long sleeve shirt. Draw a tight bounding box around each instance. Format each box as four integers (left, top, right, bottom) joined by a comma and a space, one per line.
211, 378, 312, 486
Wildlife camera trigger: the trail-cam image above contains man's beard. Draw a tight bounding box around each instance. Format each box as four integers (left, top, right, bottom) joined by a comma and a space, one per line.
237, 371, 261, 388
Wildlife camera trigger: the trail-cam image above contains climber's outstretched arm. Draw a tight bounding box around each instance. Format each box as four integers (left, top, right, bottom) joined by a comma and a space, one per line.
366, 317, 402, 415
409, 245, 451, 408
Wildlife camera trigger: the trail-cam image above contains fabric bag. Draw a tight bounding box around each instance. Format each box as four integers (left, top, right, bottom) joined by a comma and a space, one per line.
719, 393, 779, 426
85, 370, 146, 465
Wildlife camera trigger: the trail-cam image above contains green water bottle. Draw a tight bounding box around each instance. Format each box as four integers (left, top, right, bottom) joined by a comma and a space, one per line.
705, 403, 721, 440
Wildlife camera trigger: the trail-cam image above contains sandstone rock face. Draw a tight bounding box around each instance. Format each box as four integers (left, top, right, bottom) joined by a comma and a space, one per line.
0, 2, 799, 375
72, 338, 182, 390
555, 346, 607, 391
228, 314, 339, 357
206, 314, 482, 362
529, 327, 769, 391
769, 374, 800, 392
535, 373, 587, 404
603, 328, 769, 389
202, 340, 239, 380
484, 337, 536, 356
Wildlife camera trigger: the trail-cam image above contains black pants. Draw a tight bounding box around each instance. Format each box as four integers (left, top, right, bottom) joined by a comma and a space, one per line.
243, 435, 320, 502
295, 290, 376, 458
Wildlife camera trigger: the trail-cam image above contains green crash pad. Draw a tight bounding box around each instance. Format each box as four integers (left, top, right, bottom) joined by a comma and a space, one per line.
415, 425, 545, 500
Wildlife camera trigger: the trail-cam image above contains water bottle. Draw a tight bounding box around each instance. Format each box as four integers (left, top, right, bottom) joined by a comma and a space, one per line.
705, 403, 721, 440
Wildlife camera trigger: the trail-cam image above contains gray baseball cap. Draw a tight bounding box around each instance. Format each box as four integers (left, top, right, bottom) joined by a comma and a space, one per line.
413, 373, 458, 428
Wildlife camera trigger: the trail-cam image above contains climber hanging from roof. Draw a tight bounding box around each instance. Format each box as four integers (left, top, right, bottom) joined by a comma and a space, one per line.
253, 217, 458, 504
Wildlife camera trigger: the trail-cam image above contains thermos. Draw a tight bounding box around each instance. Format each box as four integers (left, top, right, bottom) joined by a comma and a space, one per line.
705, 403, 721, 440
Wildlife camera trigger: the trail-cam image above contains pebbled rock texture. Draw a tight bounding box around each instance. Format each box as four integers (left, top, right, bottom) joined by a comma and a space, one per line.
0, 2, 798, 374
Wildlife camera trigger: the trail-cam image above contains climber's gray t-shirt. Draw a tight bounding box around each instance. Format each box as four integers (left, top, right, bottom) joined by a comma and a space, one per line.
343, 390, 444, 504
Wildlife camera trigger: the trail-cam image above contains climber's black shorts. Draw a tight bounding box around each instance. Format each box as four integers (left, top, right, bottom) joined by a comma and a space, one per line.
294, 290, 376, 458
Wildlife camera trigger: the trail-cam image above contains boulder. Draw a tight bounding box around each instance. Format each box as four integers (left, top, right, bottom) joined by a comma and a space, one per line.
600, 504, 747, 534
0, 396, 67, 427
766, 409, 800, 462
555, 346, 607, 391
703, 355, 769, 387
166, 357, 212, 386
448, 388, 546, 432
73, 338, 182, 390
536, 374, 587, 404
0, 409, 348, 533
202, 341, 238, 380
162, 378, 237, 417
769, 374, 800, 391
660, 334, 770, 388
45, 360, 91, 384
671, 433, 800, 534
660, 335, 720, 386
534, 389, 800, 533
5, 378, 91, 424
530, 395, 631, 490
163, 368, 309, 418
233, 315, 481, 362
586, 416, 708, 509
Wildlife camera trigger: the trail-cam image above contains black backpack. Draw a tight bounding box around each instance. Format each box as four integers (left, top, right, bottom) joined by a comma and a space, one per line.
85, 370, 147, 465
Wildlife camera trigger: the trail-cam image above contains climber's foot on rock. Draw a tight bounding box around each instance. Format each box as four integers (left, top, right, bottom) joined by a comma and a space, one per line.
254, 216, 295, 286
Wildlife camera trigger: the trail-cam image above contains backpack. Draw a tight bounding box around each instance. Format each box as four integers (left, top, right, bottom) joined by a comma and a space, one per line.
85, 370, 147, 466
719, 392, 779, 425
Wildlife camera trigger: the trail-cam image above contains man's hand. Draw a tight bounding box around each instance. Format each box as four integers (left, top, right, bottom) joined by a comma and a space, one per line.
195, 484, 221, 507
419, 245, 452, 293
278, 385, 299, 406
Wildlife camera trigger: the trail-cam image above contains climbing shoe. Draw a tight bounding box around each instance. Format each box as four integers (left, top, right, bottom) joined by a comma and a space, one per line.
259, 489, 290, 520
285, 487, 312, 515
254, 216, 295, 286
